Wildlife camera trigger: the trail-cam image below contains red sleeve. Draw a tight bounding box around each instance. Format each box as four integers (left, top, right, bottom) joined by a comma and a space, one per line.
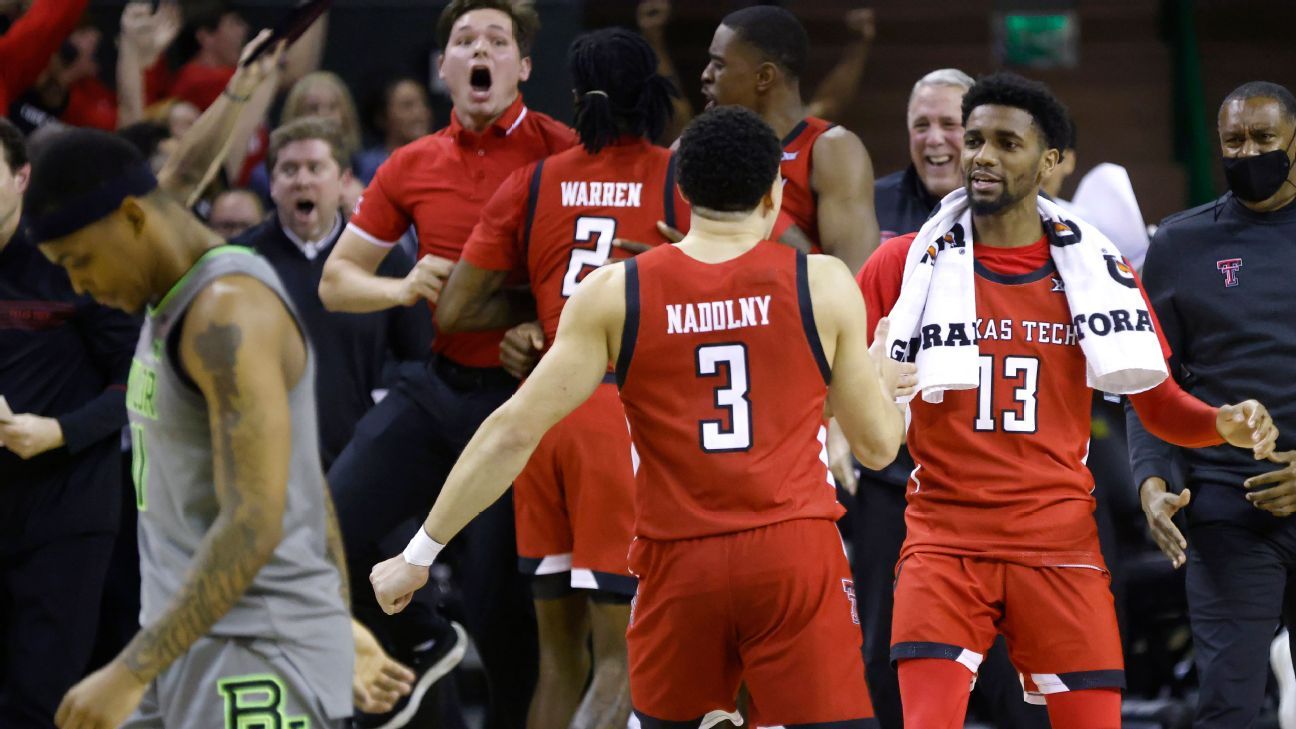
857, 233, 913, 345
0, 0, 90, 109
170, 63, 234, 110
1125, 260, 1220, 446
1133, 264, 1173, 361
349, 146, 415, 246
1128, 378, 1221, 448
460, 164, 532, 272
60, 78, 117, 130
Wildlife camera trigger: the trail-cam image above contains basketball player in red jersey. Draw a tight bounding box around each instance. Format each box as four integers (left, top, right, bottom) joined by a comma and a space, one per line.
859, 73, 1278, 728
433, 28, 687, 729
698, 5, 879, 272
372, 106, 907, 728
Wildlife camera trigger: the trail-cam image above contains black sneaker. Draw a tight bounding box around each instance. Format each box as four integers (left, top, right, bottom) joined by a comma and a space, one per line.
354, 621, 468, 729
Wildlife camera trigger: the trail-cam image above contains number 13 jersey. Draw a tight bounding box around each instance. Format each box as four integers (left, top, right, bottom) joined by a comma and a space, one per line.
862, 234, 1169, 568
616, 242, 842, 541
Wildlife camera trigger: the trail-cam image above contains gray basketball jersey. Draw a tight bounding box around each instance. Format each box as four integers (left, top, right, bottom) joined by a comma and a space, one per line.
125, 245, 351, 717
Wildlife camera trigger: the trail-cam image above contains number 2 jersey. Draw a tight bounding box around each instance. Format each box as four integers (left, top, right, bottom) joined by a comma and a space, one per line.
616, 242, 841, 541
860, 233, 1219, 568
461, 136, 688, 345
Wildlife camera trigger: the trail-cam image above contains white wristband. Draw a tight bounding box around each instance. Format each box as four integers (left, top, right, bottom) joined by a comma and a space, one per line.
402, 527, 445, 567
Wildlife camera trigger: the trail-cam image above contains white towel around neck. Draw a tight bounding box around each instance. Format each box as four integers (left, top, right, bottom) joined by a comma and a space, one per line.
884, 188, 1167, 404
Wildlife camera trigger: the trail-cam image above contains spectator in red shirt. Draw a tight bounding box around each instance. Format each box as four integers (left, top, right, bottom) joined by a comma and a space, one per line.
170, 2, 247, 111
0, 0, 89, 112
318, 1, 576, 725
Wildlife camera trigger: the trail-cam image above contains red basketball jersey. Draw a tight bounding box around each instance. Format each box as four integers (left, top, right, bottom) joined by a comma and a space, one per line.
778, 116, 834, 249
615, 242, 841, 541
462, 138, 688, 345
901, 246, 1103, 567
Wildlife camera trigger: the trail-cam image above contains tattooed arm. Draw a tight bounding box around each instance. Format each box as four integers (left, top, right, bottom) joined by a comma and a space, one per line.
56, 274, 306, 728
126, 275, 306, 682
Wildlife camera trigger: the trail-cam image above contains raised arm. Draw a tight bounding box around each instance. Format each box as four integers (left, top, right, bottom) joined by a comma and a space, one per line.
157, 31, 282, 206
0, 0, 90, 106
56, 275, 304, 728
116, 1, 181, 129
812, 255, 904, 469
811, 128, 880, 272
370, 263, 624, 614
805, 8, 875, 122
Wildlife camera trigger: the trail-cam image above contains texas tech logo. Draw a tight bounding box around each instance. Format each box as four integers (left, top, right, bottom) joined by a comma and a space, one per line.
1103, 253, 1137, 289
1217, 258, 1242, 287
218, 675, 310, 728
842, 579, 859, 625
1049, 218, 1083, 247
919, 222, 966, 265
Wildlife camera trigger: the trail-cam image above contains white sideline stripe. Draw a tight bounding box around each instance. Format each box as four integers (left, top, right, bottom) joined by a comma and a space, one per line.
700, 709, 744, 729
1029, 672, 1070, 695
505, 106, 529, 135
817, 425, 835, 488
346, 222, 399, 249
571, 568, 597, 590
955, 647, 984, 674
535, 553, 572, 575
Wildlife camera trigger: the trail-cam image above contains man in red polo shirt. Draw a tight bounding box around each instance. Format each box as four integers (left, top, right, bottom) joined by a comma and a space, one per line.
318, 1, 575, 725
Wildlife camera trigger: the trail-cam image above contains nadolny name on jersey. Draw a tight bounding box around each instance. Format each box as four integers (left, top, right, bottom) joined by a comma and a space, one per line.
560, 181, 644, 208
666, 296, 772, 335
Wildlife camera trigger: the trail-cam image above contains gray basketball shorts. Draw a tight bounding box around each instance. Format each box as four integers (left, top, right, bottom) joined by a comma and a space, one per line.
123, 635, 347, 728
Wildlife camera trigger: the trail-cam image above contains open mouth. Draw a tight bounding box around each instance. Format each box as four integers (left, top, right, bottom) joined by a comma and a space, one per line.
925, 154, 953, 168
969, 170, 1001, 192
469, 66, 492, 97
295, 199, 317, 215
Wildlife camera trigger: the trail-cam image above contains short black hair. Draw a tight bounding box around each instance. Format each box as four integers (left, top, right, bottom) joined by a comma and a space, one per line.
1222, 80, 1296, 121
117, 121, 170, 161
436, 0, 540, 56
720, 5, 808, 80
677, 106, 781, 213
177, 1, 239, 62
569, 28, 676, 153
27, 128, 146, 222
0, 117, 27, 172
962, 71, 1071, 153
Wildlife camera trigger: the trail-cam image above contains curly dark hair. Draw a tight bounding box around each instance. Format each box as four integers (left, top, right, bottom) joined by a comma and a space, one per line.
436, 0, 540, 56
721, 5, 809, 80
569, 28, 676, 154
962, 71, 1071, 153
677, 106, 781, 213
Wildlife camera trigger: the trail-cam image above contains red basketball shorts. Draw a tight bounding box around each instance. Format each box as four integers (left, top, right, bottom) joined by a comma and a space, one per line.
890, 552, 1125, 703
514, 380, 637, 596
626, 518, 875, 726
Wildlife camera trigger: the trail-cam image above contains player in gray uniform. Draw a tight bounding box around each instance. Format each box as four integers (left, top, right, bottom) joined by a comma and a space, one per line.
25, 118, 411, 726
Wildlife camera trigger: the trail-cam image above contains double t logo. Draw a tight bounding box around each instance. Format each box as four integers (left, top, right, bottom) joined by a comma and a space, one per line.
1217, 258, 1243, 287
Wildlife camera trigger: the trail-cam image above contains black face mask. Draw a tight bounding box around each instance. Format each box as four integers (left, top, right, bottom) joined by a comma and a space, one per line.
1223, 135, 1295, 202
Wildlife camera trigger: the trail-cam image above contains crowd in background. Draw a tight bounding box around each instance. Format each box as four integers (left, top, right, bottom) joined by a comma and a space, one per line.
1, 0, 1294, 727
